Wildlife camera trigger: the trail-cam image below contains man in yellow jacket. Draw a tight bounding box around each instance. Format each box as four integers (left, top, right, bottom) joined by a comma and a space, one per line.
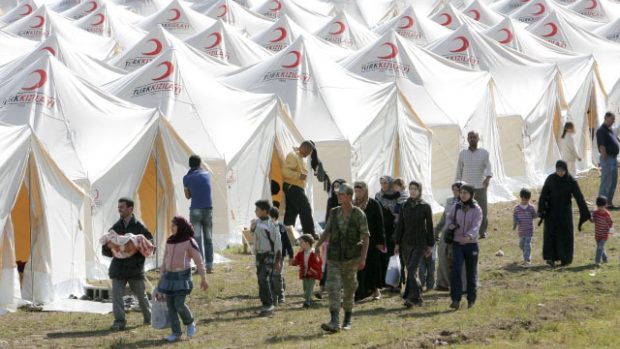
283, 141, 316, 238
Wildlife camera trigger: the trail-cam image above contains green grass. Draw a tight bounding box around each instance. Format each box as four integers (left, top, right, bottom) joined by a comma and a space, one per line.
1, 170, 620, 348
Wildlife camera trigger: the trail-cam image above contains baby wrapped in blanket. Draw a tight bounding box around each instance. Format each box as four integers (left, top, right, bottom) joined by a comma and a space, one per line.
100, 230, 155, 259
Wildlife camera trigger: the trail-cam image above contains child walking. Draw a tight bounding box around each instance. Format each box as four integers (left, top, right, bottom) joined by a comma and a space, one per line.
513, 188, 537, 265
269, 207, 294, 305
290, 234, 323, 308
592, 196, 613, 266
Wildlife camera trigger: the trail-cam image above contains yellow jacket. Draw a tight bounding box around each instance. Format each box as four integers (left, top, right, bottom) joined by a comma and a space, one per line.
282, 150, 308, 188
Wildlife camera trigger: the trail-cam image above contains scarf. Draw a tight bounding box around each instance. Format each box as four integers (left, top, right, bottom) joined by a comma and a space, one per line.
167, 216, 195, 244
353, 181, 370, 211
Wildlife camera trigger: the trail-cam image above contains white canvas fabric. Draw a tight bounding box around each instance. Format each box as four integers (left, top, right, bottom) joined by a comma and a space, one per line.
594, 17, 620, 41
373, 5, 452, 46
314, 10, 378, 50
251, 0, 334, 32
61, 0, 103, 19
318, 0, 401, 28
0, 0, 37, 23
107, 0, 172, 16
430, 2, 489, 30
136, 0, 216, 39
186, 19, 273, 66
510, 0, 605, 30
463, 0, 505, 27
568, 0, 620, 22
193, 0, 273, 36
0, 30, 37, 66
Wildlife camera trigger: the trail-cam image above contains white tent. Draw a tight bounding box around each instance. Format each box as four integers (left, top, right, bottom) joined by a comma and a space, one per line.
0, 29, 37, 65
509, 0, 605, 30
193, 0, 273, 36
223, 35, 439, 215
594, 17, 620, 41
251, 0, 334, 31
136, 0, 216, 39
373, 5, 452, 46
314, 10, 378, 50
463, 0, 505, 27
0, 0, 37, 23
320, 0, 401, 28
430, 2, 488, 30
0, 124, 86, 313
108, 0, 171, 16
61, 0, 102, 19
186, 19, 273, 66
568, 0, 620, 22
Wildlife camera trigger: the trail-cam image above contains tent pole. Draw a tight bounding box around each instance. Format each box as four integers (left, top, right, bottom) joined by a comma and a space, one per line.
28, 154, 34, 305
155, 140, 159, 269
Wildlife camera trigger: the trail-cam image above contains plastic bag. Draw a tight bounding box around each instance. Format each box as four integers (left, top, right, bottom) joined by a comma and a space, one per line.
384, 255, 401, 288
151, 296, 170, 330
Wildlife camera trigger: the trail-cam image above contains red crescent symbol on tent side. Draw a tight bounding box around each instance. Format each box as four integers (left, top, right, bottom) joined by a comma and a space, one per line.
22, 69, 47, 91
142, 39, 163, 56
30, 15, 45, 28
217, 4, 227, 17
329, 21, 346, 35
468, 9, 481, 21
270, 27, 287, 42
168, 8, 181, 21
40, 46, 56, 55
532, 3, 545, 15
281, 50, 301, 68
586, 0, 597, 9
499, 28, 513, 44
152, 61, 174, 81
450, 36, 469, 52
86, 1, 97, 12
92, 13, 105, 25
205, 32, 222, 49
377, 42, 398, 59
398, 15, 414, 29
20, 4, 33, 15
542, 22, 558, 37
94, 189, 100, 200
439, 13, 452, 26
271, 0, 282, 11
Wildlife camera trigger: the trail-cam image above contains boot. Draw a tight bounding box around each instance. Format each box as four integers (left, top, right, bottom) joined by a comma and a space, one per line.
342, 311, 352, 330
321, 310, 340, 333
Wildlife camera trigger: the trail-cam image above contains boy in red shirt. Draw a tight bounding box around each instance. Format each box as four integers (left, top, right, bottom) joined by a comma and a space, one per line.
290, 234, 323, 308
591, 196, 613, 266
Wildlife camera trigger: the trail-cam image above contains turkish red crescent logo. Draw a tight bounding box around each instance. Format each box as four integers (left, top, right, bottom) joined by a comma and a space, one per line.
468, 9, 481, 21
20, 4, 33, 16
152, 61, 174, 81
271, 0, 282, 11
450, 36, 469, 53
531, 3, 545, 15
142, 39, 163, 56
281, 50, 301, 68
22, 69, 47, 91
217, 4, 227, 17
168, 8, 181, 21
377, 42, 398, 59
542, 22, 558, 37
499, 28, 513, 44
586, 0, 597, 9
30, 15, 45, 29
86, 1, 97, 12
40, 46, 56, 56
439, 13, 452, 26
270, 27, 287, 42
398, 15, 414, 29
92, 13, 105, 25
328, 21, 346, 35
205, 32, 222, 49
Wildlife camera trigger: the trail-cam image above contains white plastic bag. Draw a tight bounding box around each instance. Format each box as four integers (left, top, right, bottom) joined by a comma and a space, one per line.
384, 255, 401, 288
151, 297, 170, 330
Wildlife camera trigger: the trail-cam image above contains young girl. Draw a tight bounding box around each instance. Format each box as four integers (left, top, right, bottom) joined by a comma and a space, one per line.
157, 216, 208, 342
592, 196, 613, 266
291, 234, 323, 307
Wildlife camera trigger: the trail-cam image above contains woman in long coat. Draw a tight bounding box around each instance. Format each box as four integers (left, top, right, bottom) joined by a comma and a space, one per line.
538, 160, 591, 267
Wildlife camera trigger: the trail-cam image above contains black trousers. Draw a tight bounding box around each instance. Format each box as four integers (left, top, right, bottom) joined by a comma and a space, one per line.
283, 183, 315, 236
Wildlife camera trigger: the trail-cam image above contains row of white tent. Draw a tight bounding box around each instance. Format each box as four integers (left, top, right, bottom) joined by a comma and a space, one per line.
1, 0, 620, 312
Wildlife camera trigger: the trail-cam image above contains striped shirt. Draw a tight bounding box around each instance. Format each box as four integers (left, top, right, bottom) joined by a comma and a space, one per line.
455, 147, 493, 189
513, 204, 537, 237
593, 209, 613, 241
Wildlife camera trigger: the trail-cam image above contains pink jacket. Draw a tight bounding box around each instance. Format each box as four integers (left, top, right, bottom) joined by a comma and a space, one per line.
161, 239, 206, 277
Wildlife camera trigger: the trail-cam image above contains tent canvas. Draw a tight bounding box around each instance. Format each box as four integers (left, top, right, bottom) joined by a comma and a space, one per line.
193, 0, 273, 36
0, 29, 37, 66
0, 0, 38, 24
136, 0, 216, 39
314, 10, 379, 50
373, 5, 452, 46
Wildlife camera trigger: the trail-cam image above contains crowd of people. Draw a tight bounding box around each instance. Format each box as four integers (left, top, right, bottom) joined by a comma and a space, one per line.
100, 112, 619, 341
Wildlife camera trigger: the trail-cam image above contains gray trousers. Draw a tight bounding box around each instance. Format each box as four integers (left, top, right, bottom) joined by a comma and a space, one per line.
271, 259, 285, 302
167, 294, 193, 335
112, 278, 151, 326
256, 252, 275, 307
404, 247, 425, 303
474, 188, 488, 235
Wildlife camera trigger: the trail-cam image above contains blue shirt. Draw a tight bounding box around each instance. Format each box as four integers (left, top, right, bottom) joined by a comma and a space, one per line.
183, 168, 213, 209
596, 124, 619, 156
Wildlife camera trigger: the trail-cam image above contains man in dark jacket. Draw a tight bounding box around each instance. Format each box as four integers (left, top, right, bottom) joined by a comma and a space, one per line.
103, 197, 153, 331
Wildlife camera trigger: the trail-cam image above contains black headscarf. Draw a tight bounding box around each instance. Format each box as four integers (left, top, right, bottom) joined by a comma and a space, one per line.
167, 216, 196, 245
460, 184, 477, 207
555, 160, 570, 178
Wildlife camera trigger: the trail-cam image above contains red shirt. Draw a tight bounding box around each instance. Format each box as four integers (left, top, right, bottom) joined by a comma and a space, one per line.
593, 209, 613, 241
291, 249, 323, 280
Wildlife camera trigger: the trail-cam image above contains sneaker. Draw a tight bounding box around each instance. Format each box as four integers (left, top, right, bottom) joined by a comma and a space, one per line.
110, 323, 125, 331
259, 305, 275, 316
321, 322, 340, 333
165, 334, 180, 342
187, 323, 196, 338
449, 301, 460, 310
404, 299, 423, 308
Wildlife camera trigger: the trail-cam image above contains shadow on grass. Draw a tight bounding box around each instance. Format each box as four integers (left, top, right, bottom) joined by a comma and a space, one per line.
197, 313, 262, 324
399, 309, 453, 319
501, 262, 549, 273
557, 264, 597, 273
212, 305, 263, 315
108, 339, 168, 349
265, 332, 325, 344
215, 294, 258, 301
46, 326, 139, 339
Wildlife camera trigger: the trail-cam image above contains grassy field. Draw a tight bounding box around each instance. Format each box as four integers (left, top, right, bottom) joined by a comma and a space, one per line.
1, 171, 620, 349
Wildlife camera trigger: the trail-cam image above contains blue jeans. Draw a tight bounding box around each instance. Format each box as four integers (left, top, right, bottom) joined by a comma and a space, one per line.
166, 294, 193, 336
595, 240, 608, 264
451, 243, 479, 304
599, 156, 618, 205
519, 236, 533, 262
190, 208, 213, 269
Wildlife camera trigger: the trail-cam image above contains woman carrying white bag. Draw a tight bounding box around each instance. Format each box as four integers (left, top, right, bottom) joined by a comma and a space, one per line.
156, 216, 208, 342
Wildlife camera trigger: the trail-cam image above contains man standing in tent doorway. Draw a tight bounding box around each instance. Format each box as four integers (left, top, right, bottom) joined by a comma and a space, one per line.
596, 112, 620, 210
184, 155, 214, 273
283, 141, 316, 238
455, 131, 493, 238
103, 198, 153, 331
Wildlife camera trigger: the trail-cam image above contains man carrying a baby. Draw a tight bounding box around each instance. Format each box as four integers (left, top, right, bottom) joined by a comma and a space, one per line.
103, 197, 154, 331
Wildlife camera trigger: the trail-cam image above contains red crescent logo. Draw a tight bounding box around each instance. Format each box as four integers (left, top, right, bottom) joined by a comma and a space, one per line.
168, 8, 181, 21
94, 189, 100, 200
398, 15, 414, 29
281, 50, 301, 68
271, 0, 282, 11
217, 4, 227, 17
542, 22, 558, 37
532, 3, 545, 15
92, 13, 105, 25
40, 46, 56, 56
22, 69, 47, 91
377, 42, 398, 59
468, 9, 481, 21
152, 61, 174, 81
30, 15, 45, 28
450, 36, 469, 53
86, 1, 97, 12
328, 21, 346, 35
586, 0, 597, 9
439, 13, 452, 26
205, 32, 222, 49
20, 4, 33, 16
270, 27, 287, 42
499, 28, 513, 44
142, 39, 163, 56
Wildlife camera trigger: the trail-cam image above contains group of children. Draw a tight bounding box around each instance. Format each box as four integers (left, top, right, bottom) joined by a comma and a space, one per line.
513, 189, 613, 267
